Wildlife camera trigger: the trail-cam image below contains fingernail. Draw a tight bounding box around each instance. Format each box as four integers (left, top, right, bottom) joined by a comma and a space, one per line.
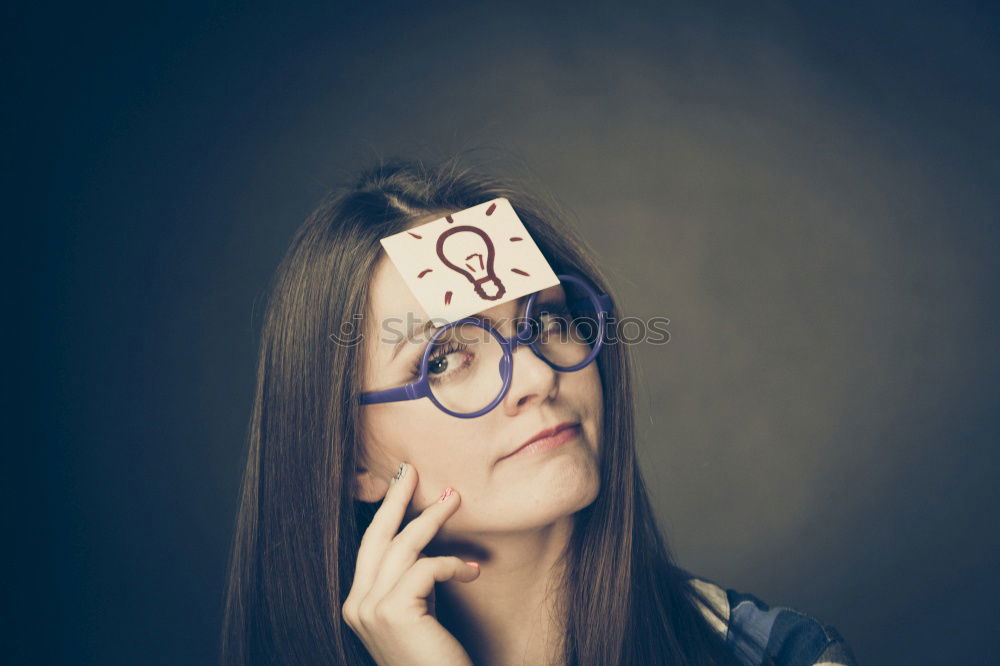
466, 561, 479, 568
390, 462, 407, 486
437, 486, 454, 503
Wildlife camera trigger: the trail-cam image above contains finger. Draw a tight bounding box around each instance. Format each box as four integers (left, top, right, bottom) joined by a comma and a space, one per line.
352, 462, 418, 594
367, 486, 462, 601
382, 556, 481, 614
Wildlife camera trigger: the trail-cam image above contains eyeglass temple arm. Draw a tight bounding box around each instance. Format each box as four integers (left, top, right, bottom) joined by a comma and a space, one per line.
358, 381, 428, 405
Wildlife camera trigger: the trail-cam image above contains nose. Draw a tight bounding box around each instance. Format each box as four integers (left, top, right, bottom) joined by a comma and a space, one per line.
501, 343, 559, 416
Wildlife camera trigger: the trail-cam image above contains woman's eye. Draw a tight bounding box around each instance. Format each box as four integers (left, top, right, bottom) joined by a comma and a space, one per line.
426, 345, 471, 378
428, 355, 449, 374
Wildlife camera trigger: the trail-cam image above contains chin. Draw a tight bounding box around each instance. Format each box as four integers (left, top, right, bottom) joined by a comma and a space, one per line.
534, 463, 601, 516
479, 476, 601, 532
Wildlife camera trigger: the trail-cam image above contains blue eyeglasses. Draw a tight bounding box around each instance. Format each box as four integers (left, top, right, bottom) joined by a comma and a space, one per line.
358, 274, 612, 418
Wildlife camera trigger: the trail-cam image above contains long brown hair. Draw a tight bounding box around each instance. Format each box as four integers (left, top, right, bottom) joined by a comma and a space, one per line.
222, 154, 755, 665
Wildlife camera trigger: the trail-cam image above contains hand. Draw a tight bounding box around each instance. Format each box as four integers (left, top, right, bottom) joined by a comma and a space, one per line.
342, 463, 481, 666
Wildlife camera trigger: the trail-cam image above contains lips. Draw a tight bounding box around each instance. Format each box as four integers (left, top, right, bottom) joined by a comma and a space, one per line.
501, 421, 580, 460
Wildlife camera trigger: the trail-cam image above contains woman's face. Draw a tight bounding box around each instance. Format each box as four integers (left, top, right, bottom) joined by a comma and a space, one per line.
357, 253, 604, 535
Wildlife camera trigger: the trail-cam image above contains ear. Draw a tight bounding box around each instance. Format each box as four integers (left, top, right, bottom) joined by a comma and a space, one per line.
353, 465, 390, 503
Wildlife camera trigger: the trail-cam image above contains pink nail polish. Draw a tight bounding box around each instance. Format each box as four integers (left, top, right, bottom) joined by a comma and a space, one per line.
437, 487, 454, 503
466, 561, 479, 568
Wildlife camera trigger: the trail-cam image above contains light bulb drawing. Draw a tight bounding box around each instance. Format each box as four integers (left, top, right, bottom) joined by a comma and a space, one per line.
380, 197, 559, 322
436, 225, 507, 301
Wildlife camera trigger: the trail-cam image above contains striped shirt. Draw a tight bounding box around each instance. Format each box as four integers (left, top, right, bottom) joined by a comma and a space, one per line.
688, 577, 859, 666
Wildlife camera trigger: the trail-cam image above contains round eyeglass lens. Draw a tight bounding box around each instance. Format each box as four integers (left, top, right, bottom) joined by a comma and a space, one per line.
426, 323, 506, 414
526, 281, 601, 370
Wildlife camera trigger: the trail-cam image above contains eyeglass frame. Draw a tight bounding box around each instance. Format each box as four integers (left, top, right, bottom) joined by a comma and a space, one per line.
357, 273, 613, 418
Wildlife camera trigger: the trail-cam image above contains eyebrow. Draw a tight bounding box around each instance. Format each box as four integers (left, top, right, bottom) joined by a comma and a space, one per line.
390, 318, 437, 362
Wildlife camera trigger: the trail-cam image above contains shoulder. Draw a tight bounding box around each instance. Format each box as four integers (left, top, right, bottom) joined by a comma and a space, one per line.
686, 576, 859, 666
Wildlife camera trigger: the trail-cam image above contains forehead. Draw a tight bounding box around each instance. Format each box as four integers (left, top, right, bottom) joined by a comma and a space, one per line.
368, 254, 431, 323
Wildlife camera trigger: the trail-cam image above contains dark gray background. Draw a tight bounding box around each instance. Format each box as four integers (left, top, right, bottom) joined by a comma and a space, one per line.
20, 1, 999, 664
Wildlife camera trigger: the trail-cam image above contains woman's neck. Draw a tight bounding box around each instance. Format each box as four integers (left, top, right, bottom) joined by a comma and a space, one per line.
430, 516, 573, 666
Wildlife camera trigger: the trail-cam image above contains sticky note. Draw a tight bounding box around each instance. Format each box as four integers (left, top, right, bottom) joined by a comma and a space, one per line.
379, 198, 560, 325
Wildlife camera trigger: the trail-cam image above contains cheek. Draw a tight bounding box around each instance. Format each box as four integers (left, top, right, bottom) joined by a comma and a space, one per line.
362, 402, 495, 497
363, 401, 441, 461
565, 364, 603, 413
561, 365, 604, 447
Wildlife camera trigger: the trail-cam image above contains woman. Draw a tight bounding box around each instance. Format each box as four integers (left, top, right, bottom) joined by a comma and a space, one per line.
221, 156, 857, 665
